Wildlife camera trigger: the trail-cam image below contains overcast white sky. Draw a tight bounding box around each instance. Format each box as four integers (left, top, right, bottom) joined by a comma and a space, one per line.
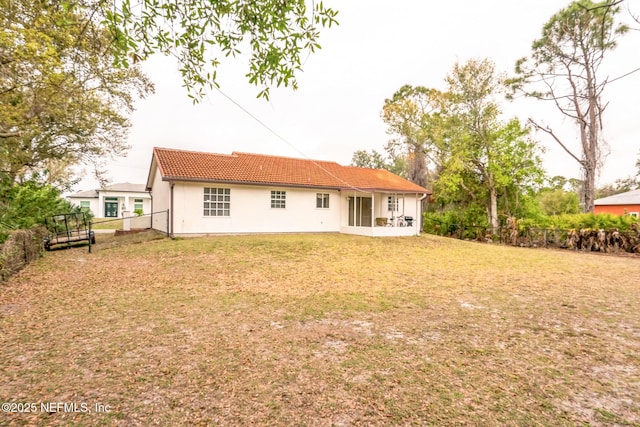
76, 0, 640, 191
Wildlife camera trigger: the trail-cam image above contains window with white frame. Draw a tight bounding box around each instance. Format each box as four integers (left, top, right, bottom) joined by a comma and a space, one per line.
388, 195, 399, 212
316, 193, 329, 209
80, 201, 90, 211
271, 191, 286, 209
204, 188, 230, 216
134, 198, 144, 212
630, 212, 639, 218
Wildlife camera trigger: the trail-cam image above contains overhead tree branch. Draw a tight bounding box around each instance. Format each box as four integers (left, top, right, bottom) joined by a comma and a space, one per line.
528, 118, 584, 165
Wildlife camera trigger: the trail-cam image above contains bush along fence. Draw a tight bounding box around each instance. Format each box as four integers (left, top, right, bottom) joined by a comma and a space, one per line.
0, 227, 47, 282
423, 216, 640, 254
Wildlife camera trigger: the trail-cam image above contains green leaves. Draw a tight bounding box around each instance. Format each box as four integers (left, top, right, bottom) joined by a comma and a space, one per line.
0, 180, 80, 241
0, 0, 153, 188
381, 59, 545, 227
509, 1, 627, 212
104, 0, 338, 101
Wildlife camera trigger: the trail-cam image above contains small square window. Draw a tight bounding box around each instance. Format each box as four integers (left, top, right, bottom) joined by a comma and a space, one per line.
203, 188, 231, 216
388, 196, 399, 212
271, 191, 286, 209
316, 193, 329, 209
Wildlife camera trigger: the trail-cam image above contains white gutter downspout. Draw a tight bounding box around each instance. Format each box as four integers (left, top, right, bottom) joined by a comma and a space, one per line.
416, 193, 428, 236
371, 192, 375, 230
148, 189, 153, 230
169, 181, 175, 238
352, 191, 355, 227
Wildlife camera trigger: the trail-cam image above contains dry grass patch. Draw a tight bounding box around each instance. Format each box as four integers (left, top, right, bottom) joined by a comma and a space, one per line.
90, 218, 124, 230
1, 233, 639, 426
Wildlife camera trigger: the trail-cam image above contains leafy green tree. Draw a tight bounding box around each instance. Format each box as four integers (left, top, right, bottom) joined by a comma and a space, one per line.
350, 148, 409, 179
596, 177, 639, 198
440, 59, 545, 231
351, 150, 389, 170
537, 189, 581, 215
509, 1, 628, 213
536, 175, 581, 216
436, 117, 545, 230
105, 0, 338, 100
382, 60, 545, 230
0, 180, 79, 242
381, 85, 447, 188
545, 175, 583, 193
0, 0, 153, 187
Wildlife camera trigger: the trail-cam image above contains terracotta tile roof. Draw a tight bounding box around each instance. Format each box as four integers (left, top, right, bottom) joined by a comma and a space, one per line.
151, 147, 429, 193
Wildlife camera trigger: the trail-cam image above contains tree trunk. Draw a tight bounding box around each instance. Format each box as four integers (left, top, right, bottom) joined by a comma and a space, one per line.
408, 147, 427, 188
488, 184, 498, 234
582, 161, 597, 213
580, 35, 601, 214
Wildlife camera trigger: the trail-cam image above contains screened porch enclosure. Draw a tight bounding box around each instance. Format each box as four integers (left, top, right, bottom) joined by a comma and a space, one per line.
348, 196, 372, 227
341, 191, 422, 237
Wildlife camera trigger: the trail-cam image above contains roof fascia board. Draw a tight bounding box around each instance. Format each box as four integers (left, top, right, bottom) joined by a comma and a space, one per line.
160, 176, 429, 194
160, 176, 342, 191
339, 187, 430, 195
101, 189, 149, 194
145, 153, 158, 191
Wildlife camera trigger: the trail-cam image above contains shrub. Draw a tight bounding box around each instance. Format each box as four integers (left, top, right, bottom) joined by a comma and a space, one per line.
0, 227, 47, 282
0, 181, 81, 243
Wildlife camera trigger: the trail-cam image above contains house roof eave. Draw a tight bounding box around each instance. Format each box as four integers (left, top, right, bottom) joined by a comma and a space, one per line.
339, 187, 431, 195
160, 176, 343, 191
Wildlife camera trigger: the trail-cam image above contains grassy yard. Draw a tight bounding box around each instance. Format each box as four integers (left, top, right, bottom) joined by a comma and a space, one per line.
90, 218, 123, 230
1, 233, 639, 426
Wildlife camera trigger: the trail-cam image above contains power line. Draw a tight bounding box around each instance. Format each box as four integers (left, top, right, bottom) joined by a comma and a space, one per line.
208, 85, 370, 194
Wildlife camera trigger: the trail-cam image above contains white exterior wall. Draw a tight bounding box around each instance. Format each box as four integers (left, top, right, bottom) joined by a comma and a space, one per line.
68, 198, 99, 216
150, 167, 171, 232
171, 182, 341, 235
146, 164, 425, 236
99, 191, 151, 216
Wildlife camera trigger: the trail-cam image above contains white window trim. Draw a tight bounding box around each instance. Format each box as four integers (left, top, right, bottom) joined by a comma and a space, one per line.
316, 193, 330, 209
388, 196, 400, 212
203, 187, 231, 217
271, 190, 286, 209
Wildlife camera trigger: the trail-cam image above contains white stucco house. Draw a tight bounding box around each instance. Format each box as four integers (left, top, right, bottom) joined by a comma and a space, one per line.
146, 147, 430, 237
67, 183, 151, 218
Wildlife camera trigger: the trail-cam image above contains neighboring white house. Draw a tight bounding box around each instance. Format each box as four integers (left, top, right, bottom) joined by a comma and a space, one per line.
146, 147, 430, 237
67, 183, 151, 218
